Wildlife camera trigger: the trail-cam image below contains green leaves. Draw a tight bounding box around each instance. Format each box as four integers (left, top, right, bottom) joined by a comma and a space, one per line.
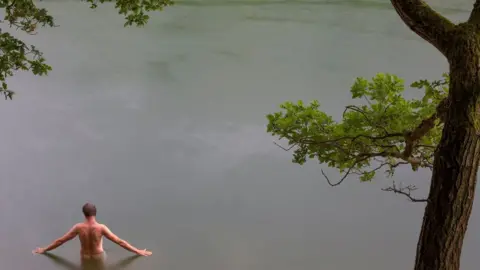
0, 0, 56, 99
0, 31, 52, 99
0, 0, 173, 100
84, 0, 174, 27
351, 73, 405, 101
2, 0, 56, 33
266, 73, 448, 183
411, 73, 449, 105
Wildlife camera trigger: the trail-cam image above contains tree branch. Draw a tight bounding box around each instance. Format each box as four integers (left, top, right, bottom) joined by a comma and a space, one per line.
342, 98, 446, 165
343, 105, 390, 135
320, 156, 371, 186
382, 181, 428, 202
403, 114, 436, 157
273, 141, 296, 151
468, 0, 480, 25
273, 121, 436, 170
270, 95, 447, 189
390, 0, 455, 57
402, 98, 447, 159
322, 168, 350, 187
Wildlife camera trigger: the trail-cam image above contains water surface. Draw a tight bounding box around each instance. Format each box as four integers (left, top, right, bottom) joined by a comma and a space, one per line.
0, 1, 478, 270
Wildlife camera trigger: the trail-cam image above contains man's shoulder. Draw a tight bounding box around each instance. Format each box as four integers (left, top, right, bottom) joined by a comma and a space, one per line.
97, 223, 109, 231
74, 222, 106, 229
70, 223, 82, 232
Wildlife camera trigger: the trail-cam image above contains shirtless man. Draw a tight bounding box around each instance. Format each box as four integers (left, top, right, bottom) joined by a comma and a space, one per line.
33, 203, 152, 258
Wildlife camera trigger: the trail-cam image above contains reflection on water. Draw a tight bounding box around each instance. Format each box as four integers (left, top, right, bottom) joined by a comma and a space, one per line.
44, 253, 141, 270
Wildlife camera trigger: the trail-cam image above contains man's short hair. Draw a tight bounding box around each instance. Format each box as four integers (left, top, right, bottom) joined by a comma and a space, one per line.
82, 203, 97, 217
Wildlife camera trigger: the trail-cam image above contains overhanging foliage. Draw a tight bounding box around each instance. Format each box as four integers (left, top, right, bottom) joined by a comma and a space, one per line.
267, 73, 449, 187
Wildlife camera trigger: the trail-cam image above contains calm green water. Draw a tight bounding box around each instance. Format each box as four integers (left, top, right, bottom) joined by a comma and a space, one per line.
0, 1, 478, 269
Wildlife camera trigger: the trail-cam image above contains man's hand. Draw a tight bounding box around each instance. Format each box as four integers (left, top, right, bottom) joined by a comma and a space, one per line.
32, 247, 46, 254
137, 249, 152, 256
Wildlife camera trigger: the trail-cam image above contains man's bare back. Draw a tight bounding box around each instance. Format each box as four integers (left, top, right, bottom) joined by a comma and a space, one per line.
77, 221, 105, 258
33, 203, 152, 257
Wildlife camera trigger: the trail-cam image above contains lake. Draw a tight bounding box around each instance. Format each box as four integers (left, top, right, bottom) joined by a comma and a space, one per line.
0, 0, 478, 269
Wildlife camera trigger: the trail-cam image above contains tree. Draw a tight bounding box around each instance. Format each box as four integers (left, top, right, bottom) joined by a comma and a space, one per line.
267, 1, 480, 269
0, 0, 173, 99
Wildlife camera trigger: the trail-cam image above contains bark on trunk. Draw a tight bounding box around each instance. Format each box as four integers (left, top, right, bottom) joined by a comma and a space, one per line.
414, 25, 480, 270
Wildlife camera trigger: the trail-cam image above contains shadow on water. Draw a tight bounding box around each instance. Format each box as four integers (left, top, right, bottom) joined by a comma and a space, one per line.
44, 253, 141, 270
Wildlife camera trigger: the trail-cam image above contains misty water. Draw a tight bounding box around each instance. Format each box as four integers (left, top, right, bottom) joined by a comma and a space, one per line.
0, 1, 479, 269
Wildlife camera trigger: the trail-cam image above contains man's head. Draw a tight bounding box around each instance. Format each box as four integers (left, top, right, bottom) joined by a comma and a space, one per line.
82, 203, 97, 217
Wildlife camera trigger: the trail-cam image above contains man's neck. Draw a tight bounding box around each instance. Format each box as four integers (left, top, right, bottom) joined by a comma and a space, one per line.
85, 217, 97, 223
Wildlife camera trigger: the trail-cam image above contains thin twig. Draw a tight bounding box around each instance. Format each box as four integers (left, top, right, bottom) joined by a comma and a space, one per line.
322, 168, 351, 187
382, 181, 427, 202
321, 156, 370, 186
273, 141, 296, 151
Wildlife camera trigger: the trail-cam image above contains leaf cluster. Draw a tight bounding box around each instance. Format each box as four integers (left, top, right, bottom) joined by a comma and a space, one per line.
0, 0, 172, 99
266, 73, 449, 182
84, 0, 174, 27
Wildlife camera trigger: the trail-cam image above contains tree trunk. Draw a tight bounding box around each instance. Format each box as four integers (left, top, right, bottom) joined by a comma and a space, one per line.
414, 25, 480, 270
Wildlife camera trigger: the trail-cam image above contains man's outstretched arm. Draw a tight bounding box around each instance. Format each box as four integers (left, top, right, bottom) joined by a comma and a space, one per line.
33, 225, 79, 254
102, 225, 152, 256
